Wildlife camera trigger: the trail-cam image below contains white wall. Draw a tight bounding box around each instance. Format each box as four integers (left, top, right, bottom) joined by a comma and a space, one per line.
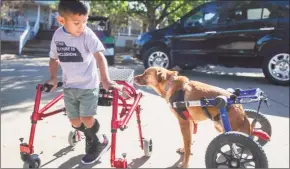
115, 35, 138, 48
22, 4, 51, 30
23, 4, 38, 24
39, 6, 50, 30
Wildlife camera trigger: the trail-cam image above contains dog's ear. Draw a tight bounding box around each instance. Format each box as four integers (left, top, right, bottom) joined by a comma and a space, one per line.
157, 69, 167, 82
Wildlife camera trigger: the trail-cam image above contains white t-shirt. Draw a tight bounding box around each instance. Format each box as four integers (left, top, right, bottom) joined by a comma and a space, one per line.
49, 26, 105, 89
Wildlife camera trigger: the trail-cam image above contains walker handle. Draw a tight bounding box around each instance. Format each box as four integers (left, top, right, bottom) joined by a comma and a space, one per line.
42, 82, 63, 92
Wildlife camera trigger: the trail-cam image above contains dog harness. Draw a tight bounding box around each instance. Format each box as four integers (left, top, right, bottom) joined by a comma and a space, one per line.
169, 90, 190, 120
169, 89, 220, 122
161, 76, 176, 98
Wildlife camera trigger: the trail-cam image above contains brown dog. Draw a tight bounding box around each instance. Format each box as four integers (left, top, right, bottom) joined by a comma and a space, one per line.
134, 67, 253, 168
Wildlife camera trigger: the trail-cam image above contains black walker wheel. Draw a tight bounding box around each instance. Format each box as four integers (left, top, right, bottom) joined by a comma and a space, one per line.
205, 131, 268, 168
23, 154, 41, 168
245, 109, 272, 146
68, 130, 80, 147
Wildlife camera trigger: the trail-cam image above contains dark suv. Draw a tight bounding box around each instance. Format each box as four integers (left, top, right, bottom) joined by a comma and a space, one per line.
133, 0, 289, 86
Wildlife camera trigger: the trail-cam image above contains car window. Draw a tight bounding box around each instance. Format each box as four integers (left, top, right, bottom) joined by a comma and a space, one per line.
226, 1, 277, 22
247, 8, 271, 20
184, 3, 220, 27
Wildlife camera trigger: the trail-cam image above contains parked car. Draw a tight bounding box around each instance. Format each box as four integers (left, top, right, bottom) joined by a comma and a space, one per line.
87, 15, 115, 65
133, 0, 289, 86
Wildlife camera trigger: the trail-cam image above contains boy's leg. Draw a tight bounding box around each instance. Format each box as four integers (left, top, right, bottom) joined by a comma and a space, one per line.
63, 88, 85, 132
78, 88, 110, 164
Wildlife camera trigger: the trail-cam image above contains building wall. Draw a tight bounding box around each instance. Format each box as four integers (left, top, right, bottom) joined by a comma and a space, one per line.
115, 35, 138, 48
1, 29, 23, 41
23, 4, 38, 24
39, 6, 51, 30
22, 4, 51, 30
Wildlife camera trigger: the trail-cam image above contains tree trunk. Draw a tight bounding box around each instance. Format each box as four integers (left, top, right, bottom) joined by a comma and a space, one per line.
148, 19, 157, 31
142, 22, 148, 32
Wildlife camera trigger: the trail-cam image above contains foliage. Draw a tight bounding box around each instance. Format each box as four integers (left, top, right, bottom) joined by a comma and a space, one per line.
1, 0, 209, 32
90, 0, 206, 32
128, 0, 205, 30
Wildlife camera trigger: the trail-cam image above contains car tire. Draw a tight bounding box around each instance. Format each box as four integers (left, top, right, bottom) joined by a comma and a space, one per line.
262, 49, 289, 86
143, 47, 173, 69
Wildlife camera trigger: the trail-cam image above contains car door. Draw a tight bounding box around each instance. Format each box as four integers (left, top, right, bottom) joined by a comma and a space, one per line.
169, 1, 228, 65
215, 1, 279, 59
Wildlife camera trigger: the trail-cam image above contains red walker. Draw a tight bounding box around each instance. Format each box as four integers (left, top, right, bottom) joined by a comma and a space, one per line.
19, 69, 152, 168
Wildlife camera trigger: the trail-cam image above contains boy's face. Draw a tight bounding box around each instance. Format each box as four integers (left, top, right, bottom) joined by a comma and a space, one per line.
57, 13, 88, 36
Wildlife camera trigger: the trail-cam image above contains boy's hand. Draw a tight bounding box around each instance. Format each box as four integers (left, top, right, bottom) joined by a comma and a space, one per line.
102, 80, 120, 91
45, 78, 57, 92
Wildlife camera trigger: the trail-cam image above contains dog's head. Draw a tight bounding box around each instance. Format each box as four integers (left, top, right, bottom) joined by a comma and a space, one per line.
134, 67, 178, 88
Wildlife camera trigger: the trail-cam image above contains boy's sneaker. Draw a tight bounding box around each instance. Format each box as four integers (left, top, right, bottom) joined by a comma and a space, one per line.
81, 134, 110, 165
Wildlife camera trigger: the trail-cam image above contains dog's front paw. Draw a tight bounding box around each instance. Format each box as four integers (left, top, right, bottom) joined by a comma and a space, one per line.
177, 162, 189, 168
176, 148, 185, 154
176, 148, 193, 155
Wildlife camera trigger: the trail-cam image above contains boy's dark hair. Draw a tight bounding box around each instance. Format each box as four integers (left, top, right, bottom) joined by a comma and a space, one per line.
58, 0, 90, 17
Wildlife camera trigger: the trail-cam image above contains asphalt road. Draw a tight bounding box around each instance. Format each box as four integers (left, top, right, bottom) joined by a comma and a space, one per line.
1, 55, 289, 168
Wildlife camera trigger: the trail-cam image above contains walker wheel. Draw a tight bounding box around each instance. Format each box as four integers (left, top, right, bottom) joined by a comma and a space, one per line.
68, 130, 80, 147
143, 138, 153, 157
23, 154, 41, 168
205, 131, 268, 168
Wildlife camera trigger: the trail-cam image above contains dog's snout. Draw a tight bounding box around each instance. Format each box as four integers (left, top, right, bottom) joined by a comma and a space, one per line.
133, 76, 139, 82
134, 75, 146, 86
133, 76, 141, 84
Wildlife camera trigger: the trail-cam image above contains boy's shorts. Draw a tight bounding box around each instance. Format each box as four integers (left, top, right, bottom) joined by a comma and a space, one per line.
63, 87, 99, 119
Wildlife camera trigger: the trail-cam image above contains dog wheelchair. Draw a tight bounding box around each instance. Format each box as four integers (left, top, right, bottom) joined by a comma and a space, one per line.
19, 68, 152, 168
172, 88, 272, 168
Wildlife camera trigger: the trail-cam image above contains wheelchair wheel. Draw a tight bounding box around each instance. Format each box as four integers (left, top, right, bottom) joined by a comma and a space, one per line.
245, 109, 272, 146
205, 131, 268, 168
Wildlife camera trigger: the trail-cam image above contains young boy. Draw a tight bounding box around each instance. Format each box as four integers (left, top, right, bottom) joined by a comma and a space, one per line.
46, 0, 115, 165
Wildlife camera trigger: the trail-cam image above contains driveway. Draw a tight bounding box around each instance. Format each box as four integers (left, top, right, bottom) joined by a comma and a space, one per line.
1, 54, 289, 168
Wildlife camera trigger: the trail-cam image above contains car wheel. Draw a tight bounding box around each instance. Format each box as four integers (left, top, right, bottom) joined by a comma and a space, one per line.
262, 49, 289, 86
143, 47, 173, 69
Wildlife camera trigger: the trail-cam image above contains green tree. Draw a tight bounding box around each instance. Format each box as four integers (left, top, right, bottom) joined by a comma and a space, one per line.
129, 0, 205, 31
89, 0, 207, 32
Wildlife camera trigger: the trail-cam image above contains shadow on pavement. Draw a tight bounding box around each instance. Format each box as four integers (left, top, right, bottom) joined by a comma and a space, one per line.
128, 156, 150, 168
57, 154, 101, 168
1, 59, 63, 115
166, 153, 184, 168
41, 146, 76, 168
